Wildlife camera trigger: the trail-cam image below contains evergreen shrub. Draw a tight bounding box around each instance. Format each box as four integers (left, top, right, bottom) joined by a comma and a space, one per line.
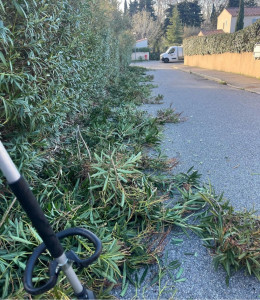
183, 19, 260, 56
132, 47, 150, 52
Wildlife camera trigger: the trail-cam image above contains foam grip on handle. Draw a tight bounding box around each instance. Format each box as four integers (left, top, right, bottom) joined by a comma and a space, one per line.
9, 176, 64, 258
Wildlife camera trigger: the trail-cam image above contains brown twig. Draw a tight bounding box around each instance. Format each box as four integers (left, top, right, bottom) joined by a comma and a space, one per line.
0, 197, 17, 228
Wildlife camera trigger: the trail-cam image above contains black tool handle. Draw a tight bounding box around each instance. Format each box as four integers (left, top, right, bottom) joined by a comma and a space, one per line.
24, 227, 102, 296
24, 242, 60, 295
58, 227, 102, 267
9, 176, 64, 258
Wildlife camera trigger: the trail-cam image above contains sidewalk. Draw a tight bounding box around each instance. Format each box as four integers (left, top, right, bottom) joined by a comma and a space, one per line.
174, 64, 260, 95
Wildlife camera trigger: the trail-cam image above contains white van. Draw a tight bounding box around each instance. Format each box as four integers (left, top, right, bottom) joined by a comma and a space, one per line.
160, 46, 184, 63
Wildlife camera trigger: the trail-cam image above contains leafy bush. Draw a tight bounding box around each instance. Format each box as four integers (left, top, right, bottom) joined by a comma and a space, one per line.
183, 19, 260, 55
133, 47, 150, 52
198, 193, 260, 283
149, 51, 160, 60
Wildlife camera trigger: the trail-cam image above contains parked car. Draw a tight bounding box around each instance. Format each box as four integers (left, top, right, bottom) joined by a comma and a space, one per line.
160, 46, 184, 63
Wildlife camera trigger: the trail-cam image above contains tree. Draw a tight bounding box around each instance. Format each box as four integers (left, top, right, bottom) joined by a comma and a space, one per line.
124, 0, 128, 14
164, 1, 204, 32
210, 3, 218, 29
138, 0, 156, 19
187, 1, 204, 27
129, 0, 138, 16
227, 0, 239, 7
235, 0, 244, 31
245, 0, 257, 6
131, 10, 161, 43
166, 6, 183, 45
227, 0, 257, 7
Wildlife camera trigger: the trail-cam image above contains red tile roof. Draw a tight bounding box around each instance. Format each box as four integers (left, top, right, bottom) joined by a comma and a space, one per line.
226, 6, 260, 17
136, 38, 148, 42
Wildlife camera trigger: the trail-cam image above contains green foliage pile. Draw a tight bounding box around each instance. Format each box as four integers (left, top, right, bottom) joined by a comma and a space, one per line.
183, 19, 260, 56
198, 192, 260, 282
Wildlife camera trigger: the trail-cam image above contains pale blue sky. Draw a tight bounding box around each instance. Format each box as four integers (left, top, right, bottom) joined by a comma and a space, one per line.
119, 0, 127, 11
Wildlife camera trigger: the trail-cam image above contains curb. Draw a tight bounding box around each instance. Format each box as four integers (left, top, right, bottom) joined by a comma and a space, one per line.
174, 66, 260, 95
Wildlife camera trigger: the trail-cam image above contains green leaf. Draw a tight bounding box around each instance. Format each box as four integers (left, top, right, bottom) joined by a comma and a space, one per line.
0, 51, 7, 66
120, 281, 129, 297
12, 0, 27, 18
171, 238, 183, 245
2, 272, 9, 298
174, 278, 187, 283
0, 0, 5, 12
150, 274, 160, 286
120, 191, 125, 207
238, 252, 247, 260
176, 267, 184, 279
9, 234, 33, 245
139, 266, 148, 285
122, 262, 127, 289
246, 259, 252, 275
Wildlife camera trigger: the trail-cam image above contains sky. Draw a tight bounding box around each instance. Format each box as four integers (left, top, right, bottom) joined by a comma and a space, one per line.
119, 0, 127, 11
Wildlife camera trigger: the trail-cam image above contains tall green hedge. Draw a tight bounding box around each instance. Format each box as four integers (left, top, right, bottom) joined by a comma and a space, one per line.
0, 0, 133, 179
0, 1, 135, 297
183, 19, 260, 56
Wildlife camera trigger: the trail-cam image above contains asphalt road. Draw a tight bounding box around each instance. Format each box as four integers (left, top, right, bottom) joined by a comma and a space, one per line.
116, 61, 260, 299
137, 61, 260, 213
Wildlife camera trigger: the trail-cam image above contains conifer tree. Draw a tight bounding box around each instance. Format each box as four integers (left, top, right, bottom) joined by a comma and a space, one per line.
227, 0, 240, 7
138, 0, 155, 19
210, 3, 218, 29
164, 1, 204, 31
235, 0, 244, 31
166, 6, 183, 45
227, 0, 257, 7
245, 0, 257, 7
124, 0, 128, 14
129, 0, 138, 16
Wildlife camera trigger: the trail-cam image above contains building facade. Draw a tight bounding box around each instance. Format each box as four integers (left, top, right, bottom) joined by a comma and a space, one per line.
217, 7, 260, 33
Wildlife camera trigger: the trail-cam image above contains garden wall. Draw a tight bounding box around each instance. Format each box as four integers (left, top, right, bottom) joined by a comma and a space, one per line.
183, 20, 260, 78
184, 52, 260, 78
131, 52, 149, 61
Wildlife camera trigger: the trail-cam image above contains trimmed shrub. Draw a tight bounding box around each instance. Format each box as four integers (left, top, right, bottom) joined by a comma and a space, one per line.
133, 47, 150, 52
183, 19, 260, 56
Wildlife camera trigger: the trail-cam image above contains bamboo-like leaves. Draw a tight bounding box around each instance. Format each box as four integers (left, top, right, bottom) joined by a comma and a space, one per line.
198, 190, 260, 282
12, 0, 27, 18
0, 0, 5, 12
0, 51, 7, 66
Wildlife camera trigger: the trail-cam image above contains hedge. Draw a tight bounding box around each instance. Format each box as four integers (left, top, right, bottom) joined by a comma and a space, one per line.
183, 20, 260, 56
132, 47, 150, 52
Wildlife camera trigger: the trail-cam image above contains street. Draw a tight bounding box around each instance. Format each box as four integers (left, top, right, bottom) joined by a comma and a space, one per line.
137, 61, 260, 213
126, 61, 260, 299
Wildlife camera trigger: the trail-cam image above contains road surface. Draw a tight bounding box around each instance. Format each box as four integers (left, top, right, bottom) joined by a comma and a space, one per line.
117, 61, 260, 300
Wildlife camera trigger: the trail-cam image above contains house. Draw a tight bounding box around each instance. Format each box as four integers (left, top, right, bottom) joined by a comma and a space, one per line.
132, 38, 149, 61
135, 38, 148, 48
198, 29, 224, 36
217, 7, 260, 33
